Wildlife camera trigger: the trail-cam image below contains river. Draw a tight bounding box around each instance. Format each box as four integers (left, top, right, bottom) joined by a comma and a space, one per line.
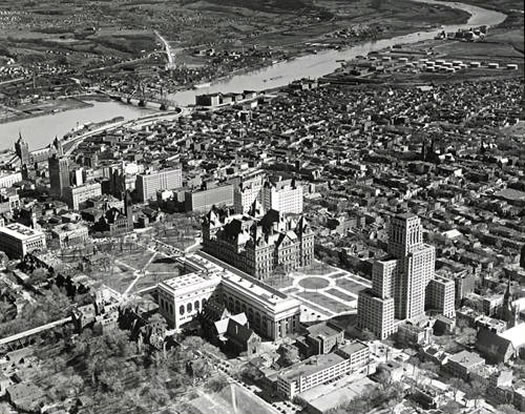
0, 0, 506, 151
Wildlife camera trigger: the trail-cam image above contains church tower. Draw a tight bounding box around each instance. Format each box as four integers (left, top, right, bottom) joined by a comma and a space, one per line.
124, 190, 134, 230
501, 274, 517, 329
15, 132, 30, 166
52, 136, 64, 157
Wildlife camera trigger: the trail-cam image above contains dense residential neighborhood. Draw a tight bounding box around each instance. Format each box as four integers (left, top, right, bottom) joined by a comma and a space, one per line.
0, 0, 523, 412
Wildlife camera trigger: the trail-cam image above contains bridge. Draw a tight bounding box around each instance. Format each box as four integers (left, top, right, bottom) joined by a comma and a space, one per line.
0, 316, 72, 352
97, 86, 179, 111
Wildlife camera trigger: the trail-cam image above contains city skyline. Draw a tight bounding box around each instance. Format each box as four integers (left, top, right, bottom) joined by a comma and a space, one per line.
0, 0, 522, 412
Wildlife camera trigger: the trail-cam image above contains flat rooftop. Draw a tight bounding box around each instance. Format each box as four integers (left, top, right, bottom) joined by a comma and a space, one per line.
299, 376, 376, 412
279, 352, 347, 382
306, 322, 342, 338
338, 341, 368, 355
158, 272, 221, 294
0, 223, 43, 240
448, 350, 484, 367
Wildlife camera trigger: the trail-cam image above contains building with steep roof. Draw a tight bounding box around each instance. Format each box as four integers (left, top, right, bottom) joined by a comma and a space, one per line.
202, 204, 314, 280
476, 328, 516, 364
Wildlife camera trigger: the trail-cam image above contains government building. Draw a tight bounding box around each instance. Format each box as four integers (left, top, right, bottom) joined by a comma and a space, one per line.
156, 252, 302, 340
0, 223, 46, 258
358, 214, 454, 340
202, 202, 314, 280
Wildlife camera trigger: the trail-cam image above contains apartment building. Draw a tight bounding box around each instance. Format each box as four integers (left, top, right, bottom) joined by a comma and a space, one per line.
136, 168, 183, 202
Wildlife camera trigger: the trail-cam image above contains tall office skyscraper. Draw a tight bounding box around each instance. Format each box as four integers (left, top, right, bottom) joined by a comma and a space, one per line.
358, 214, 438, 339
15, 133, 30, 166
49, 154, 70, 198
390, 214, 435, 321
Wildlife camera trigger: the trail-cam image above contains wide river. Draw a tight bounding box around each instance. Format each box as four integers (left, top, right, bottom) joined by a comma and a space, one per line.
0, 0, 506, 151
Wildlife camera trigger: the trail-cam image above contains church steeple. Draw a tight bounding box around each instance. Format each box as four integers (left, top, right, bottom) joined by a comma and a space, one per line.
15, 132, 30, 165
501, 274, 517, 328
52, 136, 64, 157
124, 190, 134, 230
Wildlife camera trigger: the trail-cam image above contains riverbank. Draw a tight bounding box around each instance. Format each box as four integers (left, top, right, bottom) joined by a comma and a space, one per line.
0, 95, 120, 125
0, 97, 94, 125
168, 0, 471, 100
0, 101, 153, 151
0, 0, 508, 150
0, 0, 472, 124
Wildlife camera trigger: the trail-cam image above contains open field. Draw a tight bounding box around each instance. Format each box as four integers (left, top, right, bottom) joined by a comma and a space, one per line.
0, 0, 470, 71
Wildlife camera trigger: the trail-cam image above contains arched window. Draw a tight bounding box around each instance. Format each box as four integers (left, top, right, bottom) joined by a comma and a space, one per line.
202, 298, 207, 308
187, 303, 192, 313
179, 305, 185, 315
195, 300, 200, 310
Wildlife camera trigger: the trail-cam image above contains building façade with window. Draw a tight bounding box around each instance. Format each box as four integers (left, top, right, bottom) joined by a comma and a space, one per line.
202, 203, 314, 280
156, 253, 302, 341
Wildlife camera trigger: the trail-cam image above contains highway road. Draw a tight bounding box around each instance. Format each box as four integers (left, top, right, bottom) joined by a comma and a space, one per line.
155, 30, 176, 69
64, 107, 191, 156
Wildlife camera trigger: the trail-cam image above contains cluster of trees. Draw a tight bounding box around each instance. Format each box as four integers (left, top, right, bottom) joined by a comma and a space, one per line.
28, 328, 230, 413
0, 285, 71, 338
329, 370, 404, 414
276, 344, 300, 367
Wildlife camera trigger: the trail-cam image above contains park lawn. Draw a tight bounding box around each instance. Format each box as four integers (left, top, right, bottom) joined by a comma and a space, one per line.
335, 278, 369, 295
89, 262, 136, 294
300, 261, 335, 275
298, 277, 330, 290
145, 256, 185, 273
113, 249, 156, 271
325, 288, 356, 303
329, 272, 348, 279
297, 291, 351, 314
